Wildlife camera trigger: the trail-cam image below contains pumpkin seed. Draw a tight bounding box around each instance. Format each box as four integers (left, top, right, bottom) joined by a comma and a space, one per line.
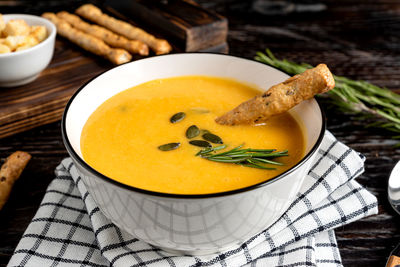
190, 107, 210, 114
158, 142, 180, 151
202, 133, 223, 144
170, 112, 185, 123
186, 125, 200, 139
189, 140, 211, 148
201, 129, 210, 134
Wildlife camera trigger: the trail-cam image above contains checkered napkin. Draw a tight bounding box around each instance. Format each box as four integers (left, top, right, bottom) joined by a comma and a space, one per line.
8, 131, 378, 267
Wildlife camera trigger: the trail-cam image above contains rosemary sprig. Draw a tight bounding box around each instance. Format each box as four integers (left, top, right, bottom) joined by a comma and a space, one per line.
255, 49, 400, 147
196, 144, 288, 170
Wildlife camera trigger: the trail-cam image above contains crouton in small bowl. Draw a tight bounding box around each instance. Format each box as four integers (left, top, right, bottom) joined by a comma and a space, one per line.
0, 14, 56, 87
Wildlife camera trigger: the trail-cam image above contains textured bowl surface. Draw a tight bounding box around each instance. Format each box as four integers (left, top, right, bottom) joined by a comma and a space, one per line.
0, 14, 56, 87
62, 53, 325, 255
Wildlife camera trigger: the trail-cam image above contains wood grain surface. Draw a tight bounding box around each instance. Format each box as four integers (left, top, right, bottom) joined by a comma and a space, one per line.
0, 0, 228, 139
1, 0, 400, 266
105, 0, 228, 52
0, 41, 109, 138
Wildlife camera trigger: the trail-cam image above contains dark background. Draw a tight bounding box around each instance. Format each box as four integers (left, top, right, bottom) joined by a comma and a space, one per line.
1, 0, 400, 266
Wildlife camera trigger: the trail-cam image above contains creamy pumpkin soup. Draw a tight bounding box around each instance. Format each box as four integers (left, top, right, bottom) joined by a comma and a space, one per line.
81, 76, 305, 194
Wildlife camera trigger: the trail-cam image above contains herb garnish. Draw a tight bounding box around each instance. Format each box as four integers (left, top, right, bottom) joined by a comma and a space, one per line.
255, 49, 400, 146
196, 144, 288, 170
162, 111, 288, 171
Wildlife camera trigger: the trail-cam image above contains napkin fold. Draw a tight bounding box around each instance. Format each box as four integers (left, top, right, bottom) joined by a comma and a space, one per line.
8, 131, 378, 267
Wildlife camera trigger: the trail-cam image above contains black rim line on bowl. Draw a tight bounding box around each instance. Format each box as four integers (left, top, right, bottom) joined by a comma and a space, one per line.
61, 52, 326, 199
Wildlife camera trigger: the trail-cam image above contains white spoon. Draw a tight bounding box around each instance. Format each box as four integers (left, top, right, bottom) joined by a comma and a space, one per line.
388, 161, 400, 215
386, 160, 400, 267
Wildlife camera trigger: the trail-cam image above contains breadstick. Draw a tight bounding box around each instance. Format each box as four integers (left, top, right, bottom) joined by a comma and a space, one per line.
0, 151, 31, 210
42, 12, 131, 65
216, 64, 335, 125
76, 4, 172, 55
57, 11, 149, 56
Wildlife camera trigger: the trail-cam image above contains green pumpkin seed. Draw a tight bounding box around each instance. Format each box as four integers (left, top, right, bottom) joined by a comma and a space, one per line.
202, 133, 223, 144
190, 107, 210, 114
170, 112, 186, 123
186, 125, 200, 139
189, 140, 212, 148
158, 142, 180, 151
201, 129, 210, 134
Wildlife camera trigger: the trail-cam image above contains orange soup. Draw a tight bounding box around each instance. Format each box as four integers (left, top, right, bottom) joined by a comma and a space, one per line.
81, 76, 305, 194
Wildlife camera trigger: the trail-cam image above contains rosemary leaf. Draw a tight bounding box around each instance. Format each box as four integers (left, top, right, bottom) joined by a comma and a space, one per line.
245, 160, 276, 170
196, 144, 287, 169
255, 49, 400, 145
250, 158, 284, 165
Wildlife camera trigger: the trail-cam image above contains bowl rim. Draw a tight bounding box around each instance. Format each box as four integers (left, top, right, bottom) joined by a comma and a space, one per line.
61, 53, 326, 199
0, 14, 56, 58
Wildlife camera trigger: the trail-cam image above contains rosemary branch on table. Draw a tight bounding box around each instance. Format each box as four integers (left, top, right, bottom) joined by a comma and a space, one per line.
196, 144, 288, 170
255, 49, 400, 147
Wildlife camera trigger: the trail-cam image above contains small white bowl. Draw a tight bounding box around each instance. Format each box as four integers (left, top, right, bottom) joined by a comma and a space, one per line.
0, 14, 56, 87
62, 53, 325, 255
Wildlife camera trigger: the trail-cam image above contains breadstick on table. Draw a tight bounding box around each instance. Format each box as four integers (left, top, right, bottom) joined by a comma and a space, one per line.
216, 64, 335, 125
42, 12, 131, 65
0, 151, 31, 210
76, 4, 172, 55
57, 11, 149, 56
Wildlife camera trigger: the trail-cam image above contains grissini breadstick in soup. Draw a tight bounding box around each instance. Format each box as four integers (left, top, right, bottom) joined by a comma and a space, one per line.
0, 151, 31, 210
56, 11, 149, 56
75, 4, 172, 55
42, 12, 131, 65
216, 64, 335, 125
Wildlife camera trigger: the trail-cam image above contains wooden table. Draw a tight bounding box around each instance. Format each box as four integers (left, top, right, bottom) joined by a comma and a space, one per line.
1, 0, 399, 266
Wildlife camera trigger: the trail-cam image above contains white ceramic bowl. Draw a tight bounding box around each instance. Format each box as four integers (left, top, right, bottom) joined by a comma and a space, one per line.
62, 53, 325, 255
0, 14, 56, 87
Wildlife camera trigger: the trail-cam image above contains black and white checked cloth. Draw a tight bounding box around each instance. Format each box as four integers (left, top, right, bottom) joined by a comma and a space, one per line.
8, 131, 378, 267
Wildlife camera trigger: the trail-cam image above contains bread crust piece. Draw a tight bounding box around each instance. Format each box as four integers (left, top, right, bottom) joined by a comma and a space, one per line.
3, 19, 30, 36
57, 11, 149, 56
42, 12, 131, 65
0, 151, 31, 210
216, 64, 335, 125
76, 4, 172, 55
0, 14, 5, 33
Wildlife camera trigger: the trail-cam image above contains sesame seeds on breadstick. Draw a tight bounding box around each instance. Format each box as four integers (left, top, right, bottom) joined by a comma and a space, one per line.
56, 11, 149, 56
216, 64, 335, 125
42, 12, 131, 65
76, 4, 172, 55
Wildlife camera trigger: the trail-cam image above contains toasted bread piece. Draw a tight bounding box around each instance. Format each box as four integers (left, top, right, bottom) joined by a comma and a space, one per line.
42, 12, 131, 65
0, 14, 5, 34
4, 35, 26, 50
76, 4, 171, 55
57, 11, 148, 56
30, 25, 47, 42
216, 64, 335, 125
3, 19, 30, 36
0, 151, 31, 210
0, 43, 10, 53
